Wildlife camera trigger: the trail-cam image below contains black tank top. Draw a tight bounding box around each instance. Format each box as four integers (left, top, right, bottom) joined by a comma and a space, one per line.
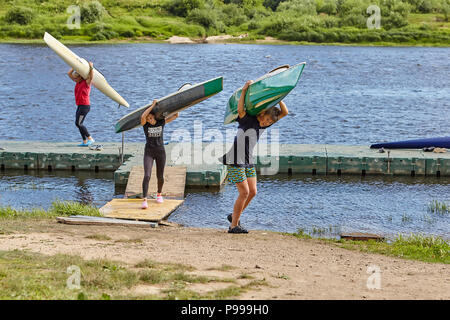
143, 120, 165, 149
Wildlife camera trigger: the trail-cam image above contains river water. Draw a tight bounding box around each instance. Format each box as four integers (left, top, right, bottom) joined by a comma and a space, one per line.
0, 43, 449, 238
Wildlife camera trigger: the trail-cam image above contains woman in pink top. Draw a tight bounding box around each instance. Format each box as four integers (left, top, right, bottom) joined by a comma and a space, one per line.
67, 61, 95, 147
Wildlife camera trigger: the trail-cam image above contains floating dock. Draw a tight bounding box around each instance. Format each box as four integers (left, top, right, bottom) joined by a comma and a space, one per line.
0, 141, 449, 191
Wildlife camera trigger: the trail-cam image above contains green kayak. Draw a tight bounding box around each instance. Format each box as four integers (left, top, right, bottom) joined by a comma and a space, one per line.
223, 63, 306, 125
115, 77, 223, 133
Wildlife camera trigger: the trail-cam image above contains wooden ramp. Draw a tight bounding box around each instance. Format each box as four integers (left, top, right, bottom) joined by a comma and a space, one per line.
100, 198, 184, 222
57, 215, 157, 228
98, 165, 186, 224
125, 166, 186, 199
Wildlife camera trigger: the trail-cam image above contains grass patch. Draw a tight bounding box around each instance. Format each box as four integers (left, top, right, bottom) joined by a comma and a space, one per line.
0, 201, 101, 220
85, 234, 112, 241
206, 265, 236, 272
288, 229, 449, 264
114, 238, 143, 244
0, 250, 256, 300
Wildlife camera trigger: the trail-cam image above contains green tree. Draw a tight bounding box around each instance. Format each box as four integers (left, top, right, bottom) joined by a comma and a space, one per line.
165, 0, 204, 17
80, 1, 104, 23
5, 7, 35, 25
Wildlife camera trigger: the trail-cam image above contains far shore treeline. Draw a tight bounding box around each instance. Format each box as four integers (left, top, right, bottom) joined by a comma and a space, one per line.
0, 0, 449, 45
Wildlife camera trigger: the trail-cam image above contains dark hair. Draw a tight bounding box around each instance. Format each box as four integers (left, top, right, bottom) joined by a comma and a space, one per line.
265, 106, 281, 122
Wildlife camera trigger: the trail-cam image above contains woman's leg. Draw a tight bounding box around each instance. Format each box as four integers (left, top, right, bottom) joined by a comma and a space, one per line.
242, 176, 257, 212
142, 151, 154, 199
231, 179, 249, 228
75, 106, 91, 142
154, 148, 166, 194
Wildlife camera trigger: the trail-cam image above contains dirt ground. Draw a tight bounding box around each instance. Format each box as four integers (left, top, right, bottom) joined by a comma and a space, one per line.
0, 220, 448, 300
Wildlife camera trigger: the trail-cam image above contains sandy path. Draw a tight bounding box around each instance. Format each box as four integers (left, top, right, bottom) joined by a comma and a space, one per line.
0, 221, 448, 299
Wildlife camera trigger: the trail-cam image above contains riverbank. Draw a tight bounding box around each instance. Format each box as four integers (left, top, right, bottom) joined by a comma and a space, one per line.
1, 35, 449, 47
1, 1, 449, 47
0, 217, 448, 300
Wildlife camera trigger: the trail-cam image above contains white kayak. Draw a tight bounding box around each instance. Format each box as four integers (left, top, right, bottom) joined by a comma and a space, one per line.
43, 32, 129, 108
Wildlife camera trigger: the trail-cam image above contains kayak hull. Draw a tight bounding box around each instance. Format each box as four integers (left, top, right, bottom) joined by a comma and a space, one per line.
370, 137, 450, 149
224, 63, 306, 125
43, 32, 129, 108
115, 77, 223, 133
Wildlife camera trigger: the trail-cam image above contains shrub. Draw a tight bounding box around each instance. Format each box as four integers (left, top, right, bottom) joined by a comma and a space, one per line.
80, 1, 104, 24
263, 0, 284, 11
322, 15, 339, 28
5, 7, 35, 25
317, 0, 337, 15
222, 4, 247, 26
187, 8, 223, 30
91, 29, 118, 41
165, 0, 204, 17
118, 29, 135, 37
277, 0, 317, 15
260, 15, 294, 35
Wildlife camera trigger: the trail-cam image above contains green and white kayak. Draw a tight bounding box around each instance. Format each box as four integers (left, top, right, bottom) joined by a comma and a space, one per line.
223, 63, 306, 125
115, 77, 223, 133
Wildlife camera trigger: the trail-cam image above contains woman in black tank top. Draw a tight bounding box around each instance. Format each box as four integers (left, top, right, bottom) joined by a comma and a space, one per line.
140, 100, 179, 209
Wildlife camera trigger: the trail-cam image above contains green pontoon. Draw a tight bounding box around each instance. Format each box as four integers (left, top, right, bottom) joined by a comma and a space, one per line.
115, 77, 223, 133
223, 63, 306, 125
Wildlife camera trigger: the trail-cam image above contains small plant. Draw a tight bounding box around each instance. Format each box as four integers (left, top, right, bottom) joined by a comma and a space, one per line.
292, 228, 312, 239
428, 200, 449, 216
402, 212, 412, 223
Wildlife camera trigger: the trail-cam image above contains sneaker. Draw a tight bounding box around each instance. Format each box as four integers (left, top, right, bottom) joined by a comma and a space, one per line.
86, 139, 95, 146
227, 214, 240, 226
141, 200, 148, 209
156, 195, 163, 203
78, 142, 88, 147
228, 225, 249, 234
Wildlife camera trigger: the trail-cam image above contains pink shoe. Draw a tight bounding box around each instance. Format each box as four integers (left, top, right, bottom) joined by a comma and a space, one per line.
142, 200, 148, 209
156, 195, 163, 204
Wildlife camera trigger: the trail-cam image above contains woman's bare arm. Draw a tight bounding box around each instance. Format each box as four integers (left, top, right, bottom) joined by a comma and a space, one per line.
67, 68, 77, 82
165, 112, 179, 124
238, 80, 252, 119
141, 100, 157, 126
278, 101, 288, 120
86, 62, 94, 86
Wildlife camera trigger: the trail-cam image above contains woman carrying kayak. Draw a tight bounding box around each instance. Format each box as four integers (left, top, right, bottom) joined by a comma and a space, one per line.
140, 100, 179, 208
220, 80, 288, 234
67, 61, 95, 147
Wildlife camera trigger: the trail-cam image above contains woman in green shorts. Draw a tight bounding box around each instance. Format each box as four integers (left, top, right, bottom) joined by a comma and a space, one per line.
220, 80, 288, 234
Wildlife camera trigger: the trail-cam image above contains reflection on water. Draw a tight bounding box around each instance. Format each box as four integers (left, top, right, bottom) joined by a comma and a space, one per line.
0, 170, 118, 209
2, 170, 447, 239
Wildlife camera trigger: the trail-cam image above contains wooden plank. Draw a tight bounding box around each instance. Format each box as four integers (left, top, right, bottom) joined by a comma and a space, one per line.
100, 198, 184, 222
56, 216, 157, 228
125, 165, 186, 199
340, 233, 385, 241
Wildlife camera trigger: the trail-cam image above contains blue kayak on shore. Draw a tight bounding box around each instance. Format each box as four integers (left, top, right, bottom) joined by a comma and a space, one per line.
370, 137, 450, 149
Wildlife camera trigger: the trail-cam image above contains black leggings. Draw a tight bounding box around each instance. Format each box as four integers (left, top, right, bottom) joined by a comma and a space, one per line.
75, 105, 91, 141
142, 147, 166, 198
